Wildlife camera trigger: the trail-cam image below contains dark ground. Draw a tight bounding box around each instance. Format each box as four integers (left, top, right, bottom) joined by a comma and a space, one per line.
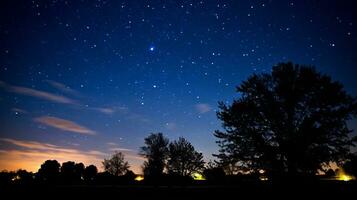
2, 181, 356, 199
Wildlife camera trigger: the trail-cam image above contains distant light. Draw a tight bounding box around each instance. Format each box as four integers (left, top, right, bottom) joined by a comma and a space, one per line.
192, 172, 206, 181
336, 168, 355, 181
259, 176, 269, 181
149, 46, 155, 51
339, 174, 353, 182
11, 175, 20, 181
135, 175, 144, 181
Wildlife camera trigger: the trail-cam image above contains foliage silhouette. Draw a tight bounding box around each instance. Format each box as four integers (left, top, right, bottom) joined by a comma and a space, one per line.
140, 133, 169, 178
37, 160, 60, 183
84, 164, 98, 182
343, 153, 357, 177
102, 151, 130, 176
203, 161, 226, 182
214, 62, 357, 178
16, 169, 34, 184
60, 161, 84, 184
167, 137, 205, 176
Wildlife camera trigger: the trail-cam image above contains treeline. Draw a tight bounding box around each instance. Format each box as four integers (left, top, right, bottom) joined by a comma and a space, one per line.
0, 134, 222, 185
1, 133, 356, 186
1, 62, 357, 185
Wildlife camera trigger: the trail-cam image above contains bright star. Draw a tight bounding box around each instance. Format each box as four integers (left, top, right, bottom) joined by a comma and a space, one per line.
149, 46, 155, 51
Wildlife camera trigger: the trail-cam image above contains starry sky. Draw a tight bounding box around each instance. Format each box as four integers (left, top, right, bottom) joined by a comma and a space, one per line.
0, 0, 356, 173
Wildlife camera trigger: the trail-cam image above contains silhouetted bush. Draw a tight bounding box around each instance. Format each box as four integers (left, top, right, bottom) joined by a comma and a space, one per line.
0, 171, 15, 185
203, 167, 225, 183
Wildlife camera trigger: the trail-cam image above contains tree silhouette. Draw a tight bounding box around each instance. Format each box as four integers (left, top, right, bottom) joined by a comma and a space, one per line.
75, 162, 85, 180
60, 161, 84, 183
37, 160, 60, 183
61, 161, 76, 183
103, 151, 130, 176
84, 165, 98, 181
214, 62, 357, 177
167, 137, 205, 176
10, 169, 33, 184
343, 153, 357, 177
140, 133, 169, 177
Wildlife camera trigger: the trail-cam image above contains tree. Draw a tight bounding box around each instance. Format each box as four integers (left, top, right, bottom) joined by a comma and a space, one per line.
60, 161, 84, 183
37, 160, 60, 183
343, 153, 357, 177
102, 151, 129, 176
61, 161, 76, 182
140, 133, 169, 177
214, 62, 356, 177
84, 165, 98, 181
167, 137, 205, 176
75, 162, 85, 180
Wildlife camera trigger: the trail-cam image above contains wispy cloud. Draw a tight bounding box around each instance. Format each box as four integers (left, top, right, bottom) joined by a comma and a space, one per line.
34, 116, 96, 135
0, 81, 76, 104
0, 138, 105, 172
92, 107, 116, 114
0, 138, 144, 173
195, 103, 212, 114
45, 80, 80, 96
109, 147, 135, 152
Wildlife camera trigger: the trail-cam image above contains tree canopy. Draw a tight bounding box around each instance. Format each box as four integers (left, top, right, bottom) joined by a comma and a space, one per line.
37, 160, 60, 182
168, 137, 205, 176
214, 62, 357, 177
140, 133, 169, 177
102, 151, 130, 176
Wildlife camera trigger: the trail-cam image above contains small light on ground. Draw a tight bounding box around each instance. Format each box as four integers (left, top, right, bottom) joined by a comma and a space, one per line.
192, 172, 206, 181
135, 175, 144, 181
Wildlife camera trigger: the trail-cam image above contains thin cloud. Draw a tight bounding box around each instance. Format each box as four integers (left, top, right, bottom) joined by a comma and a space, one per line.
109, 147, 135, 152
107, 142, 117, 146
45, 80, 80, 96
92, 107, 116, 114
195, 103, 212, 114
0, 81, 76, 104
34, 116, 96, 135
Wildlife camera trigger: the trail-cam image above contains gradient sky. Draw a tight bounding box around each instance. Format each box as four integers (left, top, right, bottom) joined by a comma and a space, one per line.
0, 0, 356, 173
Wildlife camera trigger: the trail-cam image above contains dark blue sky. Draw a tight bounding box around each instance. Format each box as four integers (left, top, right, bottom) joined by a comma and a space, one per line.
0, 0, 356, 173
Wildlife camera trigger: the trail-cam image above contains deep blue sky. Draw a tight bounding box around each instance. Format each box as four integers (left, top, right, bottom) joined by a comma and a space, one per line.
0, 0, 356, 173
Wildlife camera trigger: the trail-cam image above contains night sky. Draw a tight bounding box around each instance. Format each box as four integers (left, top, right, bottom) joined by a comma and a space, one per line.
0, 0, 356, 173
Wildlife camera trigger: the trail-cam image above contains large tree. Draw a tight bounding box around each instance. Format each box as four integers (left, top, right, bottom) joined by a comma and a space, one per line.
102, 151, 130, 176
60, 161, 85, 183
167, 137, 205, 176
214, 62, 356, 177
84, 165, 98, 181
37, 160, 60, 182
140, 133, 169, 177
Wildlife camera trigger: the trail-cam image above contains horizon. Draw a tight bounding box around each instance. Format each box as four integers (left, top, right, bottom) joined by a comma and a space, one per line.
1, 0, 357, 174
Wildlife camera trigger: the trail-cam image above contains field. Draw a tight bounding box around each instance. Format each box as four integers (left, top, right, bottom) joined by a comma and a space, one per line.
3, 180, 356, 199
